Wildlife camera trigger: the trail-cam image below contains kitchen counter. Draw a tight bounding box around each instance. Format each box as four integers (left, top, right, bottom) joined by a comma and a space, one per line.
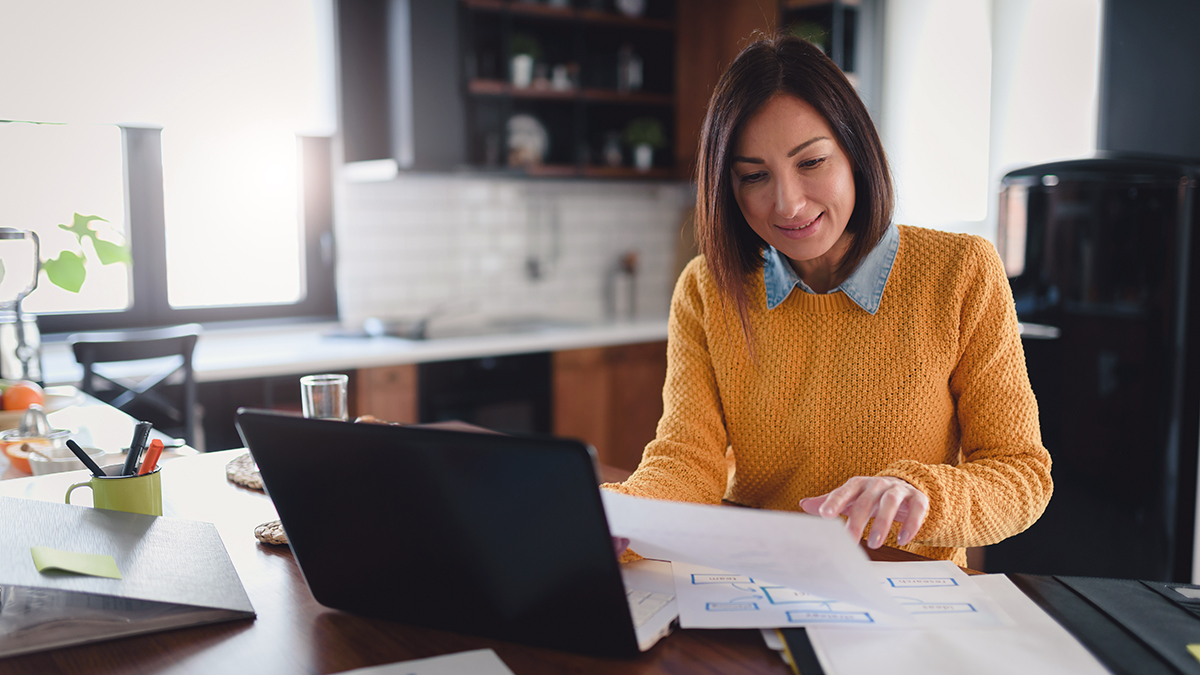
40, 318, 670, 385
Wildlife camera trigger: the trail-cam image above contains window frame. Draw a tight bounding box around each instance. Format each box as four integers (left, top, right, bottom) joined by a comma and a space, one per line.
36, 126, 338, 335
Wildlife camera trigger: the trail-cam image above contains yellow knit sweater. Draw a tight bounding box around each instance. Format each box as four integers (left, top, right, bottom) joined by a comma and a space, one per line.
605, 225, 1053, 567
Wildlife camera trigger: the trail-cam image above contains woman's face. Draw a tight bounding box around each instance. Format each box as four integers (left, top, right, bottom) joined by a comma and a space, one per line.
730, 94, 856, 272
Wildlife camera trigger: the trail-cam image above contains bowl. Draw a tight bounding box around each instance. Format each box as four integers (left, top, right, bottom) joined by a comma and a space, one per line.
27, 443, 106, 476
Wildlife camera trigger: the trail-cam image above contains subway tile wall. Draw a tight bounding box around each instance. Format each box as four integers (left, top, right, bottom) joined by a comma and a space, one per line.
335, 174, 694, 328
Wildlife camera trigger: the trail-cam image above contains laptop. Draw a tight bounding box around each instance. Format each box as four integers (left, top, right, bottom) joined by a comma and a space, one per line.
234, 409, 677, 657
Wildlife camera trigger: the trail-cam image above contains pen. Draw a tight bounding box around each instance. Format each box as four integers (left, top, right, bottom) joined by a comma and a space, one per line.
123, 421, 153, 476
66, 439, 106, 477
138, 439, 164, 476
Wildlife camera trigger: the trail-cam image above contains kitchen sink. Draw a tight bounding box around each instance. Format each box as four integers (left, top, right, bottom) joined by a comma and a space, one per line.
330, 315, 595, 341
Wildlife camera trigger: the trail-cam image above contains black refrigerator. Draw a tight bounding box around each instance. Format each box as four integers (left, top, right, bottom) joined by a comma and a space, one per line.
985, 156, 1200, 582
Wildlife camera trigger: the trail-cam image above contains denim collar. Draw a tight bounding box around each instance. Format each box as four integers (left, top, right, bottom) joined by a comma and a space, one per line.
762, 223, 899, 314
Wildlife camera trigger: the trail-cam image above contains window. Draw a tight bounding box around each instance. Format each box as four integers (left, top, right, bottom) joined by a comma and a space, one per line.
1, 122, 131, 316
878, 0, 1102, 240
0, 1, 337, 333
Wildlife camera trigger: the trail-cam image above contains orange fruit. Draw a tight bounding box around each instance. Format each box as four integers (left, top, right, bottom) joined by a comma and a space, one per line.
3, 381, 44, 411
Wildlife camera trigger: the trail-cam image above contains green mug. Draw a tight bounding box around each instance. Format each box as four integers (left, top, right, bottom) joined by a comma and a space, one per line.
65, 463, 163, 516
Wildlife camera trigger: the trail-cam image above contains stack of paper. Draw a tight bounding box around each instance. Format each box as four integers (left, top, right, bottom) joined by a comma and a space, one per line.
804, 574, 1110, 675
603, 491, 1111, 674
672, 560, 1008, 629
601, 491, 900, 616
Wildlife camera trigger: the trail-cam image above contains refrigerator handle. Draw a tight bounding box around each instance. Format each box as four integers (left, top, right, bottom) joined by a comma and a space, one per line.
1018, 322, 1062, 340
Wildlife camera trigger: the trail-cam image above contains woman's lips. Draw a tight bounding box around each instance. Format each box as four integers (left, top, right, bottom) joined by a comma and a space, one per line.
775, 212, 822, 239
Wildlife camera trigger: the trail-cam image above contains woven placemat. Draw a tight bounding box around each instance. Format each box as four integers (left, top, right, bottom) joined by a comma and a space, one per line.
254, 519, 289, 545
225, 452, 263, 491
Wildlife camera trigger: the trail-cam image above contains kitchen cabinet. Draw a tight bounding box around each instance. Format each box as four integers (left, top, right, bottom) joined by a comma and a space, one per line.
553, 341, 667, 472
335, 0, 779, 179
355, 364, 419, 424
779, 0, 859, 76
460, 0, 677, 177
348, 342, 669, 473
335, 0, 467, 170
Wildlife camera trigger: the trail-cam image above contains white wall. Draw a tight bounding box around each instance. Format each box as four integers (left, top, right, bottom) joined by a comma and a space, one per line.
335, 175, 690, 329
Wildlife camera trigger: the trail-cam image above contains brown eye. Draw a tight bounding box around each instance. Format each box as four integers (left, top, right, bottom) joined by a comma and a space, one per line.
738, 172, 766, 184
799, 157, 826, 169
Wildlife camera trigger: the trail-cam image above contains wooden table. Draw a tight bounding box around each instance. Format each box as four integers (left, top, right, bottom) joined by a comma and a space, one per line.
0, 411, 945, 675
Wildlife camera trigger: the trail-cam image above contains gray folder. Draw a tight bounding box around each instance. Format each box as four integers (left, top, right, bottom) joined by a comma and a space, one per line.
0, 495, 255, 657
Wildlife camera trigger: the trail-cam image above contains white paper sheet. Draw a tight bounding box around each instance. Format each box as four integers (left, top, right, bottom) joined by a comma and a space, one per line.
673, 561, 1011, 629
332, 649, 514, 675
807, 574, 1110, 675
600, 491, 901, 616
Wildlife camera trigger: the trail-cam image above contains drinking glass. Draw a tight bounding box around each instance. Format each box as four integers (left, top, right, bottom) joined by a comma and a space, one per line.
300, 374, 349, 421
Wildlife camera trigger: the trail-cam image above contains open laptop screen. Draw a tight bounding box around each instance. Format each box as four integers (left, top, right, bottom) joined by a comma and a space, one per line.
234, 409, 640, 656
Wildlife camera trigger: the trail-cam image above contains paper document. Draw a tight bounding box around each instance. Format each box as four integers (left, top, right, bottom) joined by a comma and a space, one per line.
806, 574, 1110, 675
332, 648, 514, 675
600, 491, 900, 616
673, 560, 1011, 629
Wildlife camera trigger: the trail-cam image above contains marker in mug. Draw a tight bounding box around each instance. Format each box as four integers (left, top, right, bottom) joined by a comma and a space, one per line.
66, 439, 106, 477
138, 439, 165, 476
122, 421, 153, 476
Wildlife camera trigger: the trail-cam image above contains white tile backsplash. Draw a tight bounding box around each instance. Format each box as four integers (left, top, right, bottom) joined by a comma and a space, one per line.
336, 174, 693, 329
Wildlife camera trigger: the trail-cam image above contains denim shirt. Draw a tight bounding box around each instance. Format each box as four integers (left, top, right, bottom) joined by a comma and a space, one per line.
763, 223, 900, 315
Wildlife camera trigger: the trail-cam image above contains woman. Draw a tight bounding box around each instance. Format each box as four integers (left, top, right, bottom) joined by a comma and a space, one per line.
605, 35, 1052, 567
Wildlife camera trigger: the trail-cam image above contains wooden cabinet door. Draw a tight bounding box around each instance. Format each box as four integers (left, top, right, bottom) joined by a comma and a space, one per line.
553, 341, 668, 473
355, 364, 418, 424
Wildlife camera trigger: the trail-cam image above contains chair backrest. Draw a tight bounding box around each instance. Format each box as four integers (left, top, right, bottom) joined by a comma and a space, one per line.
68, 324, 202, 447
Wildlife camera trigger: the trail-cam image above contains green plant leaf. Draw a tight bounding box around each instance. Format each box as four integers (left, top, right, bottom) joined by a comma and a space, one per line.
623, 117, 666, 149
43, 250, 87, 293
91, 237, 131, 266
58, 213, 109, 244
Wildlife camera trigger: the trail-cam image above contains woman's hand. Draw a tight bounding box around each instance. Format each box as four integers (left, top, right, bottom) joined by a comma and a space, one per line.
799, 476, 929, 549
613, 536, 630, 559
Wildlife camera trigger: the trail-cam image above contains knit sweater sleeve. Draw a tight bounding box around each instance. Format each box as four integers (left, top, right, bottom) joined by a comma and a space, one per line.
878, 237, 1053, 548
602, 258, 730, 505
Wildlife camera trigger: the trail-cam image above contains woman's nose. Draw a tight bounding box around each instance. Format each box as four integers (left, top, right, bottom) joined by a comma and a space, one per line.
774, 175, 805, 219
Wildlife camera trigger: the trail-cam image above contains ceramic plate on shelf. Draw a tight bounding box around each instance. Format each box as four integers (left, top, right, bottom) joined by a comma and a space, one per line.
0, 386, 84, 431
506, 114, 548, 167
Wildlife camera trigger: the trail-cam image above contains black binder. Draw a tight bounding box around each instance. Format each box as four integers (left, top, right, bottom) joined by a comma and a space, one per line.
1009, 574, 1200, 675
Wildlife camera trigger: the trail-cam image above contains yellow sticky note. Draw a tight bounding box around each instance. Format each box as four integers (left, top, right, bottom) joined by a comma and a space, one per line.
1188, 644, 1200, 664
30, 546, 122, 580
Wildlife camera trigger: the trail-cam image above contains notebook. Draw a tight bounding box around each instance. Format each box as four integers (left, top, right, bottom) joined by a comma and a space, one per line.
233, 409, 677, 657
0, 496, 255, 658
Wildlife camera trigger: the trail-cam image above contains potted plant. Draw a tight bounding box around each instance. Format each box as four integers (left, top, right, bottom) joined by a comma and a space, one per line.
41, 213, 131, 293
622, 117, 666, 172
509, 34, 542, 89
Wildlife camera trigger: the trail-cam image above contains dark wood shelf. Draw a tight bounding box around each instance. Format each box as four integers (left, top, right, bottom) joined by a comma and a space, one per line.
462, 0, 675, 31
582, 165, 677, 179
469, 79, 673, 106
461, 0, 677, 179
524, 163, 581, 177
581, 87, 673, 105
468, 79, 575, 100
577, 8, 675, 31
467, 164, 679, 179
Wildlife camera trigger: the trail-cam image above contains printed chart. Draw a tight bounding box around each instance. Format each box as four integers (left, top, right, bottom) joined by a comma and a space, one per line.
672, 560, 1012, 629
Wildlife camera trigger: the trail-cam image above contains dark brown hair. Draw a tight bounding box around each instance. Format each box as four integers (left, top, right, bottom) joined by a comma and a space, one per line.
695, 34, 894, 341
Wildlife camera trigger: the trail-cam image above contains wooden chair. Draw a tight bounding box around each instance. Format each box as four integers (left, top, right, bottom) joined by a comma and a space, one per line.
68, 324, 202, 447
